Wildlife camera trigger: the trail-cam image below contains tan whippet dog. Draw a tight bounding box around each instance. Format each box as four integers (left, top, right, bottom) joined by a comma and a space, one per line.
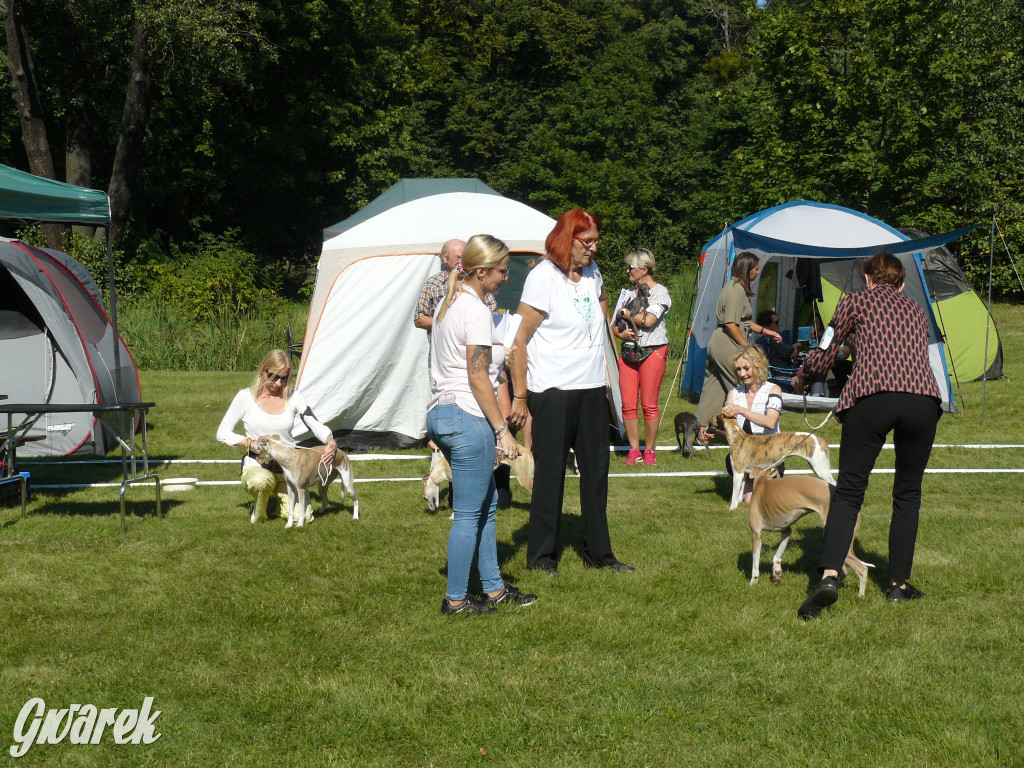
714, 412, 835, 510
422, 445, 535, 514
256, 435, 359, 526
748, 466, 872, 595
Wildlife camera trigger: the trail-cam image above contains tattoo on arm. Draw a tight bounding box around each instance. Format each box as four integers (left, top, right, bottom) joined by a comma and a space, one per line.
470, 346, 491, 376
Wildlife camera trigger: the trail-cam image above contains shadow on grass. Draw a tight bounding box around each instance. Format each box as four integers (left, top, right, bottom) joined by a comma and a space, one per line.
735, 523, 889, 594
18, 498, 179, 519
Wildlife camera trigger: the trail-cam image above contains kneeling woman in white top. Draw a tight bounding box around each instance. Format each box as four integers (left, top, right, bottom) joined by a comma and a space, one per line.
428, 235, 537, 615
722, 344, 784, 502
217, 349, 337, 523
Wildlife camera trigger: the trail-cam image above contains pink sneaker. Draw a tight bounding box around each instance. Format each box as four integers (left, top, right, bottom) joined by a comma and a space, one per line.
643, 449, 657, 465
625, 448, 643, 465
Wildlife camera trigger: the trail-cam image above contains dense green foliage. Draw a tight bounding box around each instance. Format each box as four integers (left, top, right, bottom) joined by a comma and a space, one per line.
3, 0, 1023, 301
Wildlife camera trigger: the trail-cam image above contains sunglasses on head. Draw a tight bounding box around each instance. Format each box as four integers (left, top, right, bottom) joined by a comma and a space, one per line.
266, 371, 290, 382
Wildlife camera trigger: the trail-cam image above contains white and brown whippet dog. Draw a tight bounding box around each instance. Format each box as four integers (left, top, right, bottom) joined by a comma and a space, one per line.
422, 445, 535, 514
714, 412, 835, 510
256, 435, 359, 526
747, 466, 872, 595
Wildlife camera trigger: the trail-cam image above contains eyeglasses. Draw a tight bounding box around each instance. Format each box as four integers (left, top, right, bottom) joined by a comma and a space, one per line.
266, 371, 290, 382
627, 265, 642, 273
572, 236, 603, 249
494, 267, 510, 276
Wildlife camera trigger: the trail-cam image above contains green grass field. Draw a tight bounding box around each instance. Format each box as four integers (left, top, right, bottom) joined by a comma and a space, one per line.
1, 305, 1022, 767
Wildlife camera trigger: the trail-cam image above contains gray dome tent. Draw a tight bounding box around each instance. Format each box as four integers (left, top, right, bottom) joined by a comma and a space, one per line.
0, 237, 140, 455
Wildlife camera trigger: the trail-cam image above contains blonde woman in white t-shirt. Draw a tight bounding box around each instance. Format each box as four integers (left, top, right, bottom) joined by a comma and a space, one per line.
217, 349, 337, 523
428, 235, 536, 616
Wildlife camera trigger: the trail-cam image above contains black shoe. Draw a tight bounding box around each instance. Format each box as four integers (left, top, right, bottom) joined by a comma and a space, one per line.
585, 559, 636, 573
528, 562, 561, 578
886, 582, 925, 602
483, 584, 538, 607
441, 595, 497, 615
496, 488, 512, 510
798, 576, 840, 620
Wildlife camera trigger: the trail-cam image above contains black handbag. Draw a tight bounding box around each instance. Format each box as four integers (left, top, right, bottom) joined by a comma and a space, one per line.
620, 341, 653, 365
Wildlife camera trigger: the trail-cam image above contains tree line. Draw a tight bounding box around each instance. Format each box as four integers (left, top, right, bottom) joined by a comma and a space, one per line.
3, 0, 1022, 302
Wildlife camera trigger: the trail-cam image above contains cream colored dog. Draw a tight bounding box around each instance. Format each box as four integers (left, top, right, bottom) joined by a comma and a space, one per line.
256, 435, 359, 526
748, 466, 873, 595
714, 412, 835, 510
422, 446, 535, 514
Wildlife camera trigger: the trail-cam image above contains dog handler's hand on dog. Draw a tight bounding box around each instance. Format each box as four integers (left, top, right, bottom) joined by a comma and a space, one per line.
323, 438, 337, 464
497, 430, 518, 460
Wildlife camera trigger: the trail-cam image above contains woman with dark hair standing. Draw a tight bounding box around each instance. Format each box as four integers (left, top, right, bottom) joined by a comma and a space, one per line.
507, 208, 633, 577
695, 252, 781, 440
794, 250, 941, 620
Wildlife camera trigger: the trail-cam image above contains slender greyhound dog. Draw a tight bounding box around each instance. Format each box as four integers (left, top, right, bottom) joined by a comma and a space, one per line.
674, 411, 711, 459
422, 446, 535, 513
256, 435, 359, 526
747, 466, 872, 595
713, 412, 835, 510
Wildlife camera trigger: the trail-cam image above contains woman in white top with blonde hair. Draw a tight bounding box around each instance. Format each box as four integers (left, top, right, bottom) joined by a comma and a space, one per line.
217, 349, 336, 523
428, 234, 537, 616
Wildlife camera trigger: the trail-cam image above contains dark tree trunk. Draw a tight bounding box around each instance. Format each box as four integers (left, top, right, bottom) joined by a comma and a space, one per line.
66, 106, 96, 240
3, 0, 62, 248
105, 15, 152, 250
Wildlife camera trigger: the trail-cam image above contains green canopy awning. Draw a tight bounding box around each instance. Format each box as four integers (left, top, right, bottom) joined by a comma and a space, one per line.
0, 163, 110, 224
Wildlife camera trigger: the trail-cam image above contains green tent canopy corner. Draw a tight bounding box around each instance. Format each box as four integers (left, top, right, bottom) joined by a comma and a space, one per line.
0, 164, 110, 224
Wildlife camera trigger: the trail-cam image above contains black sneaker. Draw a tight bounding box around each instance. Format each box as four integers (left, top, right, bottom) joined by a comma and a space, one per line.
886, 582, 925, 602
441, 595, 496, 615
483, 584, 538, 607
798, 576, 840, 620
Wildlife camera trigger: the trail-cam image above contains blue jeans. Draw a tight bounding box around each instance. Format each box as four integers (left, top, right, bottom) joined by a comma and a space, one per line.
427, 401, 503, 600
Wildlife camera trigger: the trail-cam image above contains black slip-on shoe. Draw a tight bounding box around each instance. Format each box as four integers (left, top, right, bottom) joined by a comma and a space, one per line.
798, 576, 840, 620
528, 562, 561, 578
886, 582, 925, 603
483, 584, 538, 607
608, 561, 636, 573
441, 595, 496, 616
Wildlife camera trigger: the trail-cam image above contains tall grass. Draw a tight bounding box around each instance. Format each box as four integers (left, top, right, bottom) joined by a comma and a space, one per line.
117, 296, 310, 371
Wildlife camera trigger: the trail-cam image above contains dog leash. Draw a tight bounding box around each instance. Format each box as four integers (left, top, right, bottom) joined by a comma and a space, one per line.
318, 452, 333, 486
766, 396, 836, 472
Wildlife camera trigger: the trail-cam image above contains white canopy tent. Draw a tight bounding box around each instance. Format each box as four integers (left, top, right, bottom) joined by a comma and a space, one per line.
295, 191, 557, 448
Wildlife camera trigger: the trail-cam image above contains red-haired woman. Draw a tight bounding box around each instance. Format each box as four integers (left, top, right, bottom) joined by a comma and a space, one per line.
508, 208, 633, 577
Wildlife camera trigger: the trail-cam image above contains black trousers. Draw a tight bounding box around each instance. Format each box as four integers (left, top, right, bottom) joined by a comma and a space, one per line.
526, 386, 616, 568
819, 392, 940, 581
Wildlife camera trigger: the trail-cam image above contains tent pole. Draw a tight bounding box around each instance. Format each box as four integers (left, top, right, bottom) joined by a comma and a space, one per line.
981, 214, 996, 425
106, 226, 122, 404
658, 261, 701, 438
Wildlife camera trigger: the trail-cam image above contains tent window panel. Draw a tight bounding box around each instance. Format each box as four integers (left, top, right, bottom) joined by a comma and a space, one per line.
45, 263, 107, 344
755, 260, 778, 320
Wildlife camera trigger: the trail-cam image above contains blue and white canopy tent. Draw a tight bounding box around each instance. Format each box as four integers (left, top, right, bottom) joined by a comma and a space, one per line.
681, 201, 986, 413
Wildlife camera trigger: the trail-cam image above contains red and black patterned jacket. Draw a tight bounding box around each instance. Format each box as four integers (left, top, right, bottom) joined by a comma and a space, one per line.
797, 284, 940, 419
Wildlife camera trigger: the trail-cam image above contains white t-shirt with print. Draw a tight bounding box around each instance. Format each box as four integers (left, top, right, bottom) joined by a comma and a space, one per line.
519, 259, 607, 393
428, 288, 505, 418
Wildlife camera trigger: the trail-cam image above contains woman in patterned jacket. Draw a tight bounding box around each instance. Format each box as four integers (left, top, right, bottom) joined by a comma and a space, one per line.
793, 250, 942, 620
